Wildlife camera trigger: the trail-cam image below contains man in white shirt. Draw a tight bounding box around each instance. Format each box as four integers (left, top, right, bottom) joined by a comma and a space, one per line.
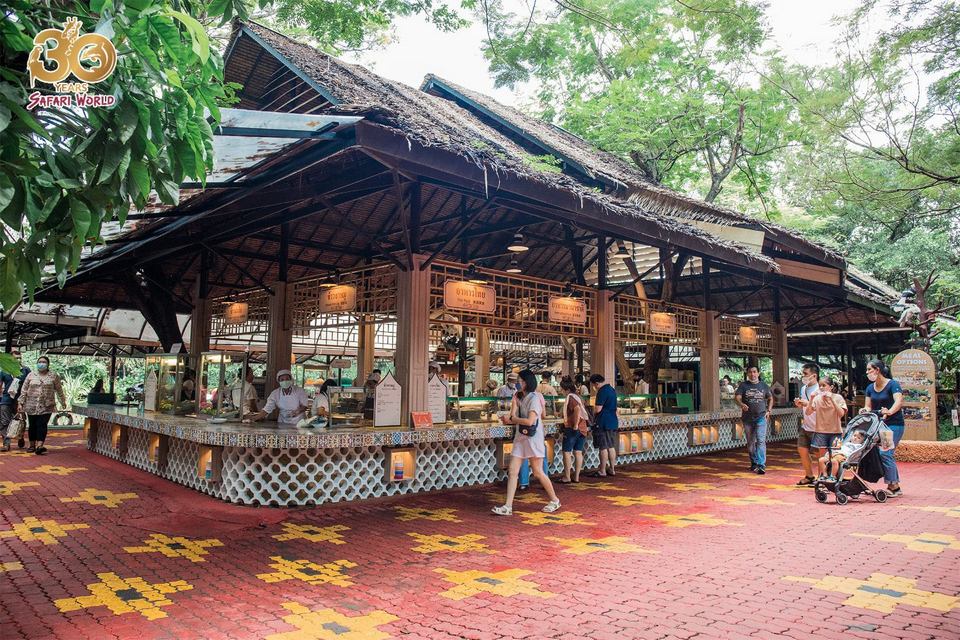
792, 363, 821, 486
497, 373, 519, 399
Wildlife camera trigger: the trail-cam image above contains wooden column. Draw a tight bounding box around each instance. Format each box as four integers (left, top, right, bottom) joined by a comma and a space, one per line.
356, 315, 376, 383
771, 322, 790, 406
699, 311, 721, 411
265, 281, 292, 396
475, 327, 490, 389
396, 255, 430, 424
591, 290, 615, 384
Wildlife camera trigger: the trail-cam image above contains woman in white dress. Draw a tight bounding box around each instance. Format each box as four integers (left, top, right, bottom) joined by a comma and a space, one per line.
492, 369, 561, 516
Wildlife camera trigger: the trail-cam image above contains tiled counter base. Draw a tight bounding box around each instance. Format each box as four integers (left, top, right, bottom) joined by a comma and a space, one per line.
75, 405, 801, 507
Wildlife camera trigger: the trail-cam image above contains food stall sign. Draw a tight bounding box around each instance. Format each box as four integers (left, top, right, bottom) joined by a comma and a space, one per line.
738, 326, 758, 346
330, 358, 352, 368
443, 280, 496, 314
224, 302, 248, 325
548, 296, 587, 325
318, 284, 357, 313
427, 374, 448, 423
410, 412, 433, 429
649, 312, 677, 335
890, 348, 937, 441
373, 372, 402, 427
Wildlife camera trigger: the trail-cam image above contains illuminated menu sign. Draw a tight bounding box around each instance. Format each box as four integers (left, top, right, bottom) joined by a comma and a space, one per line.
318, 285, 357, 313
738, 326, 758, 346
548, 296, 587, 325
443, 280, 496, 314
649, 312, 677, 335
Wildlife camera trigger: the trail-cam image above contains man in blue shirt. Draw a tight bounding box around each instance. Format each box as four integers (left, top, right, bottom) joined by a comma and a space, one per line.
588, 373, 619, 477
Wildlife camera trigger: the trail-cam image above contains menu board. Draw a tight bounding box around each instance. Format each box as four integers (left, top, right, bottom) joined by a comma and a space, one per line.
443, 280, 496, 313
649, 312, 677, 335
373, 372, 402, 427
319, 285, 357, 313
427, 374, 448, 424
548, 296, 587, 325
890, 348, 937, 441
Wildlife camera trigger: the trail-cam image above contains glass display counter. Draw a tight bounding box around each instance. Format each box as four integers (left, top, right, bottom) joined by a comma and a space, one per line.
326, 386, 369, 428
447, 396, 510, 423
617, 394, 658, 414
144, 353, 190, 414
197, 351, 251, 420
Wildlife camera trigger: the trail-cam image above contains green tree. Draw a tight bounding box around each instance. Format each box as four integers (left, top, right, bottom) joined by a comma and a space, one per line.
477, 0, 799, 210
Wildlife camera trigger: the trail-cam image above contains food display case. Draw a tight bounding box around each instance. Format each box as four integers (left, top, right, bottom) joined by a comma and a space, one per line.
300, 363, 329, 397
326, 386, 369, 428
447, 396, 510, 424
617, 394, 657, 414
143, 353, 190, 414
196, 351, 250, 420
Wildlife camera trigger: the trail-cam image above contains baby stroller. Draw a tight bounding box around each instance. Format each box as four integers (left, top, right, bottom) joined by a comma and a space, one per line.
814, 412, 890, 505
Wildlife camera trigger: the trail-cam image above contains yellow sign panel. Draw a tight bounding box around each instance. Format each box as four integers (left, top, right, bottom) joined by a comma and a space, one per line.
890, 348, 937, 441
548, 296, 587, 325
443, 280, 496, 313
318, 285, 357, 313
739, 326, 758, 346
649, 312, 677, 335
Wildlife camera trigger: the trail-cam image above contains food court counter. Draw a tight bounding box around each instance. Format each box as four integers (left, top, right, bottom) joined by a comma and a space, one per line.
73, 404, 801, 507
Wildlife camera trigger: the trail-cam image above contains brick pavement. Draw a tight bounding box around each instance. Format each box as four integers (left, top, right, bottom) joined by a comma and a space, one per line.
1, 431, 958, 639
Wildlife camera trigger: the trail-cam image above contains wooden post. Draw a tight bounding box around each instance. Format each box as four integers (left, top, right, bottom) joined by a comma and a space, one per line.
396, 254, 431, 424
356, 315, 375, 384
591, 290, 615, 384
109, 345, 117, 395
265, 281, 292, 396
475, 327, 490, 390
699, 311, 721, 411
771, 322, 790, 406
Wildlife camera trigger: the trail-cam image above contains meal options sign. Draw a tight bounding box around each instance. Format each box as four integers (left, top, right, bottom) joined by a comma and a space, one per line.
890, 348, 937, 441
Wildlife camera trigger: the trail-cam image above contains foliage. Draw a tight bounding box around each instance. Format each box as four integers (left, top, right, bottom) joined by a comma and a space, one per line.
930, 319, 960, 386
476, 0, 800, 209
522, 153, 562, 174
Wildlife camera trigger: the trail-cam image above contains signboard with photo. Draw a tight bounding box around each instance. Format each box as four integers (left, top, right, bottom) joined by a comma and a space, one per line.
890, 349, 937, 441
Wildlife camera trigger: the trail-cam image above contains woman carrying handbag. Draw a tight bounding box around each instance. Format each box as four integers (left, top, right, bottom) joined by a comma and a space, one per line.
18, 356, 67, 455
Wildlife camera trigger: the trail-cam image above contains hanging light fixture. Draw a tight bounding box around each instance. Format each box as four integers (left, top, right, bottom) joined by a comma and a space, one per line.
507, 232, 529, 252
320, 271, 340, 288
506, 259, 522, 273
466, 264, 487, 284
613, 241, 630, 259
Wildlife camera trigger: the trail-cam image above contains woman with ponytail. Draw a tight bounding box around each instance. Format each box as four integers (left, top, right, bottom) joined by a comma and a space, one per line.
860, 359, 904, 497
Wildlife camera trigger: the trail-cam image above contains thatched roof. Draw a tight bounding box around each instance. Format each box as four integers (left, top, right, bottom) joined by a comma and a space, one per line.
420, 74, 843, 267
238, 21, 777, 271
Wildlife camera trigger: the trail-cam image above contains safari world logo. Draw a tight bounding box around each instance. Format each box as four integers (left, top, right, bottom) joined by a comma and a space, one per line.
26, 17, 117, 110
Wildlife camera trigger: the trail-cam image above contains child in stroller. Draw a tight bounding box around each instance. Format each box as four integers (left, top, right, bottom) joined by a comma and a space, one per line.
813, 412, 890, 505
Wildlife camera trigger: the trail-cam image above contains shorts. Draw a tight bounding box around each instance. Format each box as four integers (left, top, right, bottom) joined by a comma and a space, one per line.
561, 428, 586, 452
593, 428, 617, 451
810, 432, 838, 449
797, 429, 813, 448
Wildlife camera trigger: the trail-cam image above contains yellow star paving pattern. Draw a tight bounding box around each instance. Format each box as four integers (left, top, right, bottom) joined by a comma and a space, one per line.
408, 532, 497, 554
0, 516, 89, 545
751, 483, 808, 492
703, 471, 764, 480
1, 562, 24, 573
486, 491, 543, 504
545, 536, 658, 556
636, 512, 743, 528
655, 482, 718, 492
900, 505, 960, 518
0, 480, 39, 495
662, 464, 715, 471
564, 481, 626, 491
60, 488, 138, 508
20, 464, 86, 476
758, 465, 798, 472
435, 568, 555, 601
123, 534, 224, 563
618, 471, 677, 480
516, 510, 595, 526
272, 523, 350, 544
934, 488, 960, 494
257, 557, 357, 587
266, 603, 398, 640
394, 506, 462, 522
784, 572, 960, 613
599, 495, 678, 507
851, 532, 960, 554
54, 572, 193, 620
710, 495, 791, 506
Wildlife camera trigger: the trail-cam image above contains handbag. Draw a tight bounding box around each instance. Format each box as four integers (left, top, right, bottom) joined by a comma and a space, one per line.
6, 412, 25, 440
518, 416, 539, 437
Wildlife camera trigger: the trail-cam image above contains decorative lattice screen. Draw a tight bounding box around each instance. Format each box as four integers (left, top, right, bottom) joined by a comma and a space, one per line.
613, 295, 703, 348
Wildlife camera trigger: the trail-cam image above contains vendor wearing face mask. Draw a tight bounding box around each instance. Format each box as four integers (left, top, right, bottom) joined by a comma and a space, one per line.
246, 370, 310, 425
792, 363, 822, 486
496, 373, 519, 399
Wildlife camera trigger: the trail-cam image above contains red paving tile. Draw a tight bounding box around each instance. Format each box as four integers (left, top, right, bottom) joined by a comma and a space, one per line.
1, 430, 959, 639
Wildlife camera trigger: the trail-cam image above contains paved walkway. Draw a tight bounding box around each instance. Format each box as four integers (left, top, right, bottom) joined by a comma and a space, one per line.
1, 432, 958, 640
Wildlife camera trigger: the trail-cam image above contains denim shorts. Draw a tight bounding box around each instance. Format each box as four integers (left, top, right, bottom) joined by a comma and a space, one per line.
561, 428, 586, 452
810, 432, 838, 449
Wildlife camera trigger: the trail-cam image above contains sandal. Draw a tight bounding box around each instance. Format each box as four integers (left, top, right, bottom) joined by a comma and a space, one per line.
557, 478, 572, 484
491, 504, 513, 516
795, 476, 815, 486
542, 500, 561, 513
586, 471, 607, 478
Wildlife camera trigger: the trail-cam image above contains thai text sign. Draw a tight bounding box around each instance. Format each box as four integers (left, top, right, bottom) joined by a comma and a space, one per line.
738, 326, 758, 346
318, 285, 357, 313
548, 296, 587, 325
890, 348, 937, 441
443, 280, 496, 314
649, 312, 677, 335
373, 372, 402, 427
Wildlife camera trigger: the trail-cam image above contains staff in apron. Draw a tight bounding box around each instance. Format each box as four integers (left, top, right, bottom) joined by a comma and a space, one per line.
245, 370, 310, 425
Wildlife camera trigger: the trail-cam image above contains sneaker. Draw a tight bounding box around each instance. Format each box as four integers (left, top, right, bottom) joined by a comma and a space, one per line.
755, 466, 765, 475
886, 487, 903, 498
1, 440, 9, 452
749, 462, 757, 472
542, 500, 561, 513
491, 504, 513, 516
35, 447, 47, 455
17, 438, 24, 449
519, 485, 529, 491
26, 447, 36, 453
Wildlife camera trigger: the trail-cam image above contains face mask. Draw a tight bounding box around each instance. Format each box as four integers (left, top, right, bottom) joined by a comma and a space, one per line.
279, 380, 293, 390
867, 372, 878, 382
37, 362, 48, 371
802, 374, 815, 385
